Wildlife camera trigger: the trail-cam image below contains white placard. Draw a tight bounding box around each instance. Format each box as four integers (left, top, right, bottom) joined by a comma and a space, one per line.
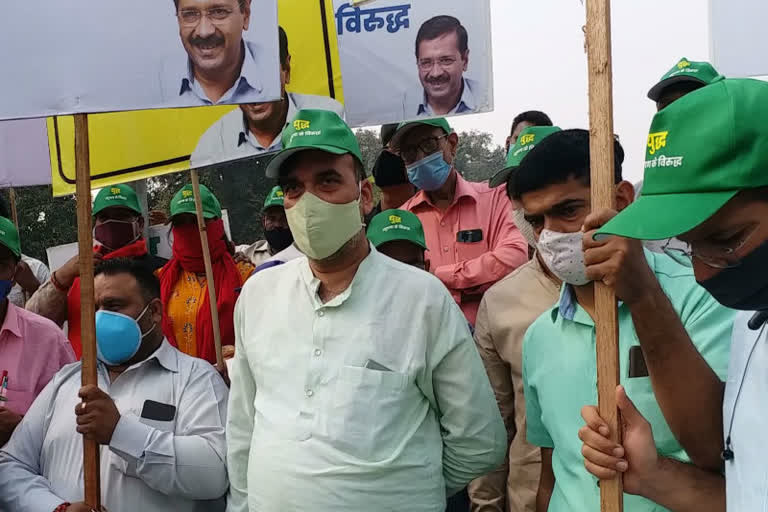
0, 0, 280, 120
710, 0, 768, 77
333, 0, 494, 126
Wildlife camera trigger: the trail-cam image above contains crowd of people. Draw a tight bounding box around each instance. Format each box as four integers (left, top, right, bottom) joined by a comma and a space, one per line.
0, 55, 765, 512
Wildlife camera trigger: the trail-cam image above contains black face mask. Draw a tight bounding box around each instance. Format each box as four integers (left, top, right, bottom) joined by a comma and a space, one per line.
699, 238, 768, 311
264, 227, 294, 253
372, 150, 408, 187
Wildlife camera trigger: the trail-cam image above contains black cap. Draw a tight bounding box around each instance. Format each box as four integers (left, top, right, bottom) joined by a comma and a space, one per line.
372, 150, 408, 187
380, 123, 399, 148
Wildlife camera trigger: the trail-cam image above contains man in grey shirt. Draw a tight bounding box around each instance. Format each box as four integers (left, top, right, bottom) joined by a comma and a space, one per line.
0, 258, 229, 512
161, 0, 276, 106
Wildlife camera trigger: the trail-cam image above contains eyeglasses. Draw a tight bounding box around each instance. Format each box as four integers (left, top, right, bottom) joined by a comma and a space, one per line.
418, 57, 458, 71
398, 135, 447, 163
178, 7, 235, 26
662, 225, 759, 269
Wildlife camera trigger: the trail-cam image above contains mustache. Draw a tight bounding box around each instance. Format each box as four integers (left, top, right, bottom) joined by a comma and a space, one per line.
189, 34, 225, 49
424, 75, 450, 85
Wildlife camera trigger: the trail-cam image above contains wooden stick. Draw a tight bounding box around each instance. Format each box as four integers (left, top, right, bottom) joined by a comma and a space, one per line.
585, 1, 623, 511
189, 169, 224, 370
8, 187, 18, 231
74, 113, 101, 509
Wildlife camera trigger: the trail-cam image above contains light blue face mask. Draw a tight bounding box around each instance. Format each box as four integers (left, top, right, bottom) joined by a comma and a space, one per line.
406, 151, 453, 191
95, 304, 155, 366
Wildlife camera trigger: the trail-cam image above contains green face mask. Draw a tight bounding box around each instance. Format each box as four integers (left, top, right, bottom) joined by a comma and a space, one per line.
285, 187, 364, 261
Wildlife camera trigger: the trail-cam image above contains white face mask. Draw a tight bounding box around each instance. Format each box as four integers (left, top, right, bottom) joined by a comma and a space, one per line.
512, 208, 538, 249
537, 229, 591, 286
285, 186, 364, 261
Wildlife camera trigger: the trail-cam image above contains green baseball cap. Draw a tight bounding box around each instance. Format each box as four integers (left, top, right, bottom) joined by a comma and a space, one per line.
265, 109, 364, 179
92, 184, 142, 216
647, 57, 724, 102
389, 118, 454, 150
489, 126, 562, 188
367, 209, 427, 250
598, 78, 768, 241
263, 186, 285, 211
170, 184, 222, 219
0, 217, 21, 258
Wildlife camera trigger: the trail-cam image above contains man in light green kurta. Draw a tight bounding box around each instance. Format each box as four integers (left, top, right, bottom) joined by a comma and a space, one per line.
226, 109, 507, 512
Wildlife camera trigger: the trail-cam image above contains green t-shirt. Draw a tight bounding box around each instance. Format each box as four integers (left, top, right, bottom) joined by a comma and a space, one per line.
523, 250, 733, 512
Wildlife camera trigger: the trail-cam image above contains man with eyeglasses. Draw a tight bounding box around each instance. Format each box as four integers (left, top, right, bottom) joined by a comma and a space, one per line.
161, 0, 275, 106
403, 15, 487, 118
578, 78, 768, 511
392, 118, 528, 327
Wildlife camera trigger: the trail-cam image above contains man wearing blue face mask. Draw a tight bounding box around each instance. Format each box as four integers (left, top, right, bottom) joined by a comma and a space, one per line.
507, 128, 734, 512
392, 118, 528, 327
0, 258, 229, 512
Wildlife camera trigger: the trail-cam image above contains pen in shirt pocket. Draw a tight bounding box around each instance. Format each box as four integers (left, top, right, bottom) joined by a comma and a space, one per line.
0, 370, 8, 402
364, 359, 392, 372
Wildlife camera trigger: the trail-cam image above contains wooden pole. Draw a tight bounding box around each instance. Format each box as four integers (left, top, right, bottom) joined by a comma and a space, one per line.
74, 113, 102, 509
585, 1, 623, 511
189, 169, 224, 370
8, 187, 18, 231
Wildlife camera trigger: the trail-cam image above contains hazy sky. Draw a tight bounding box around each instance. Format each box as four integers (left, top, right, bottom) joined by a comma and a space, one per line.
449, 0, 710, 183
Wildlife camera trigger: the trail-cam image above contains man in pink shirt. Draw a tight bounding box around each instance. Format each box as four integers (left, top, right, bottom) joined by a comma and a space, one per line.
0, 217, 74, 446
392, 118, 528, 325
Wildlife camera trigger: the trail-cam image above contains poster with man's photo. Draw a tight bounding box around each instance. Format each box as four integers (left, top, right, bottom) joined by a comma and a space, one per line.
333, 0, 494, 126
47, 0, 346, 195
0, 0, 281, 120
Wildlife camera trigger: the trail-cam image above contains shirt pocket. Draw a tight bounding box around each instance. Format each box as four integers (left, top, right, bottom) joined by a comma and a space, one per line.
328, 365, 410, 459
455, 237, 488, 263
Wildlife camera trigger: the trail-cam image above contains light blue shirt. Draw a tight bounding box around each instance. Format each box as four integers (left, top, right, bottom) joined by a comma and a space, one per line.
723, 311, 768, 511
0, 341, 229, 512
160, 40, 272, 107
524, 251, 734, 512
226, 246, 507, 512
403, 77, 484, 118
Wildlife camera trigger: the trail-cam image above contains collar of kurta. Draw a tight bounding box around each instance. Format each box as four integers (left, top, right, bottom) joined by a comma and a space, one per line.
298, 243, 378, 310
408, 171, 478, 210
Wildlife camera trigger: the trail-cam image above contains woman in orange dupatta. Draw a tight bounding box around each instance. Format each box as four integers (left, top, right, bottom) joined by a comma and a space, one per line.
157, 184, 253, 364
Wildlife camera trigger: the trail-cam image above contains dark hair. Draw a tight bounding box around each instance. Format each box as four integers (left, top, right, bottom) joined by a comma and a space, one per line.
415, 16, 468, 57
95, 258, 161, 303
173, 0, 248, 11
0, 195, 9, 219
510, 111, 553, 136
657, 81, 704, 108
508, 129, 625, 200
278, 26, 289, 69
